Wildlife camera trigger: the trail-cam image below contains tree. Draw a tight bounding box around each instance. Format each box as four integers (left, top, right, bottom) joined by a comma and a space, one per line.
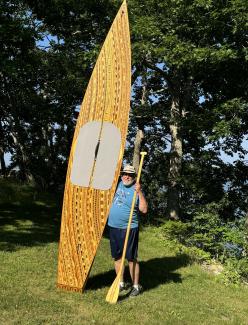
2, 0, 247, 220
128, 0, 248, 219
0, 0, 42, 180
1, 0, 114, 186
21, 0, 120, 187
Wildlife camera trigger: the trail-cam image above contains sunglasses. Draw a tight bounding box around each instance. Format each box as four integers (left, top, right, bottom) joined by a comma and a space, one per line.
122, 173, 134, 177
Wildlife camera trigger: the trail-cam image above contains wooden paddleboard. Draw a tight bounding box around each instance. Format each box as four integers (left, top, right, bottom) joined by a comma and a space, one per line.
57, 0, 131, 292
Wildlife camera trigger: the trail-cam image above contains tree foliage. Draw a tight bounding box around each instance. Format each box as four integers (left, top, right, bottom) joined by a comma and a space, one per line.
1, 0, 247, 223
128, 0, 248, 219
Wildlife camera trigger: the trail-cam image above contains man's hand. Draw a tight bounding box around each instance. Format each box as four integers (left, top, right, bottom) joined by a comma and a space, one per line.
134, 182, 141, 194
134, 182, 148, 214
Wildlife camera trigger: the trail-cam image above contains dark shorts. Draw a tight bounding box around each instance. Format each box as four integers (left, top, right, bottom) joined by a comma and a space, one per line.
109, 226, 139, 261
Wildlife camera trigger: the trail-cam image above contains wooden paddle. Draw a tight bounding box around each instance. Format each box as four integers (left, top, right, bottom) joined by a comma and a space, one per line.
106, 151, 147, 304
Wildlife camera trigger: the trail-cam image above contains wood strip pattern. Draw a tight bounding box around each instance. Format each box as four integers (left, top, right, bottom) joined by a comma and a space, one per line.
57, 0, 131, 292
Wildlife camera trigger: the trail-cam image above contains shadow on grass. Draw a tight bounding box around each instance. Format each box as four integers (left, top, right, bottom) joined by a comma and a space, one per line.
0, 202, 61, 252
86, 255, 189, 294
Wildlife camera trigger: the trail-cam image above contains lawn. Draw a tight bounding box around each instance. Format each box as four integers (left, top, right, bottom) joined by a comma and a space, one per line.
0, 181, 247, 324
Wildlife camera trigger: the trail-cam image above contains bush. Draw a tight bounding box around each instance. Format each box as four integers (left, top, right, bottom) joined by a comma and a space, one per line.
175, 244, 211, 264
159, 210, 248, 284
218, 258, 248, 285
160, 213, 245, 260
160, 220, 191, 244
218, 259, 242, 285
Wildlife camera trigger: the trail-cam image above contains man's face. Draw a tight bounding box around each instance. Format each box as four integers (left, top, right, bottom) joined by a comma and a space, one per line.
121, 173, 135, 186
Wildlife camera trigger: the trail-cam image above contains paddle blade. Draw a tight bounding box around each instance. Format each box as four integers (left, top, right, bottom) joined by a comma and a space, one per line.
105, 275, 121, 304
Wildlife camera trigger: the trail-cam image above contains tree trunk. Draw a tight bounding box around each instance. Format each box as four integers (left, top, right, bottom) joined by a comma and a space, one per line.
0, 121, 6, 177
0, 148, 6, 177
132, 71, 147, 172
244, 212, 248, 257
10, 131, 33, 183
133, 129, 144, 172
166, 95, 182, 220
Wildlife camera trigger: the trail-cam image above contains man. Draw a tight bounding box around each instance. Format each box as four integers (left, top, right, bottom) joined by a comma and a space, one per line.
108, 164, 148, 297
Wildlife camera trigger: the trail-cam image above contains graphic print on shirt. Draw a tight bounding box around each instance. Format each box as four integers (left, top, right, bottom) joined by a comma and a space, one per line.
108, 181, 140, 229
113, 183, 130, 207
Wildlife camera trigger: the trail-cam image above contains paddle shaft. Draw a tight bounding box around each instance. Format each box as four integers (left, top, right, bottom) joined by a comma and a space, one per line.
117, 152, 146, 278
106, 152, 147, 303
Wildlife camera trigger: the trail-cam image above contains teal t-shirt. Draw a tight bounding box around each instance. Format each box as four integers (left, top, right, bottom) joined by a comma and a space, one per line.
108, 181, 139, 229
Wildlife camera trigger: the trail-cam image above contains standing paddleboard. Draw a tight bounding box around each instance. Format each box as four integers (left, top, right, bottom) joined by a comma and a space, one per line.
57, 0, 131, 292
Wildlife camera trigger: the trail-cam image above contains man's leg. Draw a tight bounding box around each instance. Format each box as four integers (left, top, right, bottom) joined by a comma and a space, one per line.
109, 227, 125, 283
114, 258, 124, 282
128, 259, 140, 285
128, 259, 142, 297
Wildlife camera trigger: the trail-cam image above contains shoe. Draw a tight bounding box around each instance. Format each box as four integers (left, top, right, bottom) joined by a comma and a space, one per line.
129, 284, 143, 297
119, 282, 131, 292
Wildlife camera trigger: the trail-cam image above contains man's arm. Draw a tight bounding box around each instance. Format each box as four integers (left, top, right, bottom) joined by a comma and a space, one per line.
134, 182, 148, 214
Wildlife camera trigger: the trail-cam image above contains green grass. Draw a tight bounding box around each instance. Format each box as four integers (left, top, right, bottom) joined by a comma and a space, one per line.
0, 180, 247, 324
